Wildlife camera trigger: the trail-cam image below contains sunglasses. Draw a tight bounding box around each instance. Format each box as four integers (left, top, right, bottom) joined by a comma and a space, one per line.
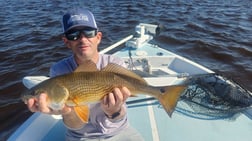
65, 29, 97, 41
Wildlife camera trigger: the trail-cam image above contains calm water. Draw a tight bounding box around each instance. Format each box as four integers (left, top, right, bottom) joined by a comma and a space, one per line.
0, 0, 251, 140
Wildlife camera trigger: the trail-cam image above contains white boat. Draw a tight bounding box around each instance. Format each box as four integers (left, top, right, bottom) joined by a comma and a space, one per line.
8, 23, 252, 141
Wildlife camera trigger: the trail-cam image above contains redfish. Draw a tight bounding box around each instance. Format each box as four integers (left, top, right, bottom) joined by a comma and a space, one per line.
22, 61, 186, 123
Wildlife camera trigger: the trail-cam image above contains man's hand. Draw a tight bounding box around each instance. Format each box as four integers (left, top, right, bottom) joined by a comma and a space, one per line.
101, 87, 131, 119
25, 93, 84, 129
25, 93, 71, 115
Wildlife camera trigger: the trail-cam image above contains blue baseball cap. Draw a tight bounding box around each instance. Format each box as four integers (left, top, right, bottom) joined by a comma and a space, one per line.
62, 9, 98, 33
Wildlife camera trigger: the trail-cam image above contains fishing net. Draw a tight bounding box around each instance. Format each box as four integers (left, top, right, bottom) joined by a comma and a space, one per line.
176, 73, 252, 120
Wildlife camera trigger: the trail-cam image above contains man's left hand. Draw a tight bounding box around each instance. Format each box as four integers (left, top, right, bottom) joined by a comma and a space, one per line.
101, 87, 131, 118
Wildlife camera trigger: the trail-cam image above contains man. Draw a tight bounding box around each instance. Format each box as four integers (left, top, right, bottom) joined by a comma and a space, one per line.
25, 8, 144, 140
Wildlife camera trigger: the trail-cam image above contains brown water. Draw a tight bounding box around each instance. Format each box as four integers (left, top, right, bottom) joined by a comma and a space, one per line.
0, 0, 251, 140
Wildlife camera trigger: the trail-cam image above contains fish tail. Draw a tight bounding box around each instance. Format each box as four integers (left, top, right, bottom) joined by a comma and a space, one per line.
158, 85, 186, 117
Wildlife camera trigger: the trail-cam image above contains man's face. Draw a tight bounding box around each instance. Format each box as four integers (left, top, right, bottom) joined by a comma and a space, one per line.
63, 28, 102, 63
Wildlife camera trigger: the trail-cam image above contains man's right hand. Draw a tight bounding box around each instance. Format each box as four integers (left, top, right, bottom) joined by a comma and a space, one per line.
25, 93, 72, 115
25, 93, 86, 129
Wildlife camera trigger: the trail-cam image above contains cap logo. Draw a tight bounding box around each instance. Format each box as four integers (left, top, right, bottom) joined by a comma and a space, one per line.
69, 14, 89, 24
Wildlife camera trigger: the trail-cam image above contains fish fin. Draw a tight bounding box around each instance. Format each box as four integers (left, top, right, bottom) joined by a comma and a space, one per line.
74, 105, 89, 123
158, 85, 186, 117
74, 60, 98, 72
102, 63, 147, 84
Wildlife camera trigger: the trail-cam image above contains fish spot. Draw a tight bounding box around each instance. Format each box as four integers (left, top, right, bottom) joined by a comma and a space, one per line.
160, 88, 166, 93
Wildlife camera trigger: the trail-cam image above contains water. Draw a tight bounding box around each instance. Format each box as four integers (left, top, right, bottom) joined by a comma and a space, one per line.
0, 0, 251, 140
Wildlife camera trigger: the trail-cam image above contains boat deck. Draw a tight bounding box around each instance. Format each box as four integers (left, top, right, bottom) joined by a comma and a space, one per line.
114, 42, 252, 141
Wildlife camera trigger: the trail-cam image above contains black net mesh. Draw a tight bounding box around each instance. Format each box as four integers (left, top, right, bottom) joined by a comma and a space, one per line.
176, 73, 252, 120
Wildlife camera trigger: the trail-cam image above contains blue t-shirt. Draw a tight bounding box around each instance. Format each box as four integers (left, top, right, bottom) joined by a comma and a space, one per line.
49, 54, 129, 140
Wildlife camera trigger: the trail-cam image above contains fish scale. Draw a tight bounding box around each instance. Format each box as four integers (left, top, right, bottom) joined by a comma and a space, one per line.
53, 73, 103, 103
58, 72, 135, 104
